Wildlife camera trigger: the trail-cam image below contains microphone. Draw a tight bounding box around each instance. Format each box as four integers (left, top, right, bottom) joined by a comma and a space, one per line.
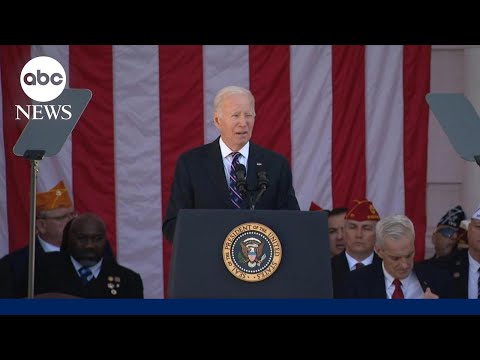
256, 164, 270, 191
250, 163, 269, 210
234, 163, 248, 195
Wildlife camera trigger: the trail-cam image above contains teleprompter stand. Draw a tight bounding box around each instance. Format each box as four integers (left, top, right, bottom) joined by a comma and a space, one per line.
13, 89, 91, 298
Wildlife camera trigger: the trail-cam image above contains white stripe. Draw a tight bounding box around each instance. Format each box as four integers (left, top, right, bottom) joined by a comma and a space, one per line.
31, 45, 73, 195
365, 45, 405, 217
203, 45, 249, 144
0, 57, 7, 256
113, 45, 164, 298
291, 45, 333, 210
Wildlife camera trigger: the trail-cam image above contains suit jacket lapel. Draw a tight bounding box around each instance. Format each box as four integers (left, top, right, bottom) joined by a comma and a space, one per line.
246, 142, 258, 196
205, 138, 234, 208
372, 262, 389, 298
245, 142, 266, 209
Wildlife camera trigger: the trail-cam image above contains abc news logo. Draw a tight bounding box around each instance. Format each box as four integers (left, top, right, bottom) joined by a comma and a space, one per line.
15, 56, 71, 120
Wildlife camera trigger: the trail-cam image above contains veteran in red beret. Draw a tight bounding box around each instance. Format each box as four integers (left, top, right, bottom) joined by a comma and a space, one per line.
331, 198, 382, 297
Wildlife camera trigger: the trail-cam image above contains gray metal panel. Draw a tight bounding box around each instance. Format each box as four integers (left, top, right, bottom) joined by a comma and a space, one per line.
426, 93, 480, 162
13, 88, 92, 157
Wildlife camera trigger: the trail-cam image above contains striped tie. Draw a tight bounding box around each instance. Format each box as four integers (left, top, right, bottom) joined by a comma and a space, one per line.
229, 152, 243, 208
79, 266, 93, 284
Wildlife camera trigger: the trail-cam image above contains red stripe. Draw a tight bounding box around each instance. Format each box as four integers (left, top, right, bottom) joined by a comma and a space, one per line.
0, 45, 31, 251
69, 46, 117, 256
331, 46, 366, 207
249, 46, 291, 163
403, 45, 430, 261
159, 45, 203, 294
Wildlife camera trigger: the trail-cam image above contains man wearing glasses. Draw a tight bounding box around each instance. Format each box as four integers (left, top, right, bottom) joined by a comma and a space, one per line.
35, 180, 77, 252
429, 205, 466, 260
0, 180, 77, 297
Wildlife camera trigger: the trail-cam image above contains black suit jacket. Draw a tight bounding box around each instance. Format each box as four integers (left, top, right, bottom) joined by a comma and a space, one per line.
162, 138, 300, 241
0, 256, 15, 298
335, 261, 456, 299
0, 238, 117, 298
331, 250, 382, 297
32, 252, 144, 298
429, 248, 469, 298
0, 238, 47, 297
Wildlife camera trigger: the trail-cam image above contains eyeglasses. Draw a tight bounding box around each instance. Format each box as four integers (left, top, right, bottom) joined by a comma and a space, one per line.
37, 211, 77, 221
436, 227, 457, 239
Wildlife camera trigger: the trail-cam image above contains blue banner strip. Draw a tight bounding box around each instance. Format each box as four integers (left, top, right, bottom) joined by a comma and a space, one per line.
0, 299, 478, 315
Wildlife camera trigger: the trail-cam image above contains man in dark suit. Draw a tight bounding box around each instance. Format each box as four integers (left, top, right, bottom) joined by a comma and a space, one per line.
0, 180, 76, 297
431, 205, 480, 298
32, 213, 143, 298
336, 214, 455, 299
162, 85, 300, 242
331, 199, 382, 296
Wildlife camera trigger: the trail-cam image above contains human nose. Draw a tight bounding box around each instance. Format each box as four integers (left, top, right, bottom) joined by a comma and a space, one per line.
237, 114, 248, 126
399, 258, 410, 269
83, 238, 97, 248
337, 228, 344, 239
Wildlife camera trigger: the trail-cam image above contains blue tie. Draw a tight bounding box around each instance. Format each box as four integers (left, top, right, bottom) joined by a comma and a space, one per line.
229, 152, 243, 208
79, 266, 93, 284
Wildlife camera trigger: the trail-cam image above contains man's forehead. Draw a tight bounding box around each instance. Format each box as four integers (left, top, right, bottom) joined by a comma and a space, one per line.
71, 218, 105, 233
346, 219, 377, 226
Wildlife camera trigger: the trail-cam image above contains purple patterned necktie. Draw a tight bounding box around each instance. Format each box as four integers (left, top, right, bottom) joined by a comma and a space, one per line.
228, 152, 243, 208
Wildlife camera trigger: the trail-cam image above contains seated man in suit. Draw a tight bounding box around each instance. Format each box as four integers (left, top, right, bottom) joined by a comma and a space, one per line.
327, 207, 348, 257
0, 180, 76, 297
33, 212, 144, 298
309, 202, 347, 257
432, 205, 480, 298
162, 85, 300, 242
331, 199, 382, 296
336, 214, 455, 299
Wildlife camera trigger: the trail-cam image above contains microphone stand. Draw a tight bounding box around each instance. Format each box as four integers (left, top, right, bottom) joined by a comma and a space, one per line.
250, 187, 267, 210
234, 163, 269, 210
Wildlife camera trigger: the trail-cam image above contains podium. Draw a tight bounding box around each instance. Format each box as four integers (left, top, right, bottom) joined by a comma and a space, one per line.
168, 209, 332, 298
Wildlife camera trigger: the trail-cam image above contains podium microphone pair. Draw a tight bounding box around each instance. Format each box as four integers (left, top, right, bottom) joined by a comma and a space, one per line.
234, 163, 270, 209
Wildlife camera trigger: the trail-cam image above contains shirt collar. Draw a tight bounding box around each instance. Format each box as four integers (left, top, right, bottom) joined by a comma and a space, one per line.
37, 235, 60, 252
468, 251, 480, 272
345, 251, 374, 270
219, 137, 249, 161
382, 261, 413, 287
70, 256, 103, 279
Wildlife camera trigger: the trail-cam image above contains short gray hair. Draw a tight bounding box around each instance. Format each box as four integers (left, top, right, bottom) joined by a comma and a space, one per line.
375, 214, 415, 248
213, 85, 255, 114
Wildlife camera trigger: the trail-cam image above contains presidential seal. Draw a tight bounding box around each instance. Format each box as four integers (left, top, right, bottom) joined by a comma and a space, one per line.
222, 222, 282, 282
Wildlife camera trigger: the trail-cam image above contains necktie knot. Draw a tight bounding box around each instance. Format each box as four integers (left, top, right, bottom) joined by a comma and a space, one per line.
231, 152, 241, 163
355, 262, 364, 270
79, 266, 93, 284
391, 278, 404, 299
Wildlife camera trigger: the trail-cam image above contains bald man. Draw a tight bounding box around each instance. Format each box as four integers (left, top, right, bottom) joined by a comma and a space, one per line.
31, 213, 144, 298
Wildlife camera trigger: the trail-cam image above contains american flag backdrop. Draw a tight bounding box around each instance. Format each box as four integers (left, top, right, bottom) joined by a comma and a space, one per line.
0, 45, 430, 298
